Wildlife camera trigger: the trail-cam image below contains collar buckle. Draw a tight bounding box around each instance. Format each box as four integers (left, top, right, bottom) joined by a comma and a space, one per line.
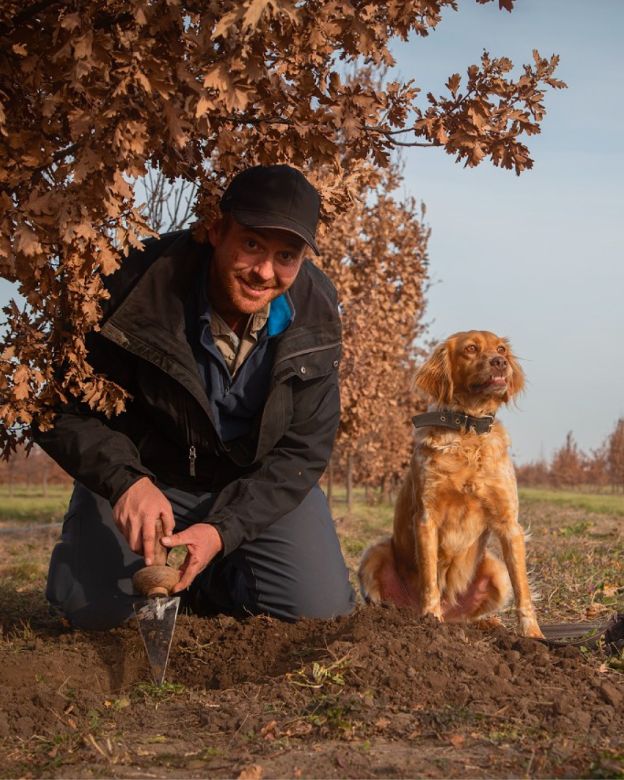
479, 414, 495, 434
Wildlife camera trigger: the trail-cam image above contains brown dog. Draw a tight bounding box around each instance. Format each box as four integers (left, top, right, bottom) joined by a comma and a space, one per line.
358, 330, 543, 638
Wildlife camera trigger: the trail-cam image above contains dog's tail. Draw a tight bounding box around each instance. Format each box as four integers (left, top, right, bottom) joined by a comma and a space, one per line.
357, 536, 393, 604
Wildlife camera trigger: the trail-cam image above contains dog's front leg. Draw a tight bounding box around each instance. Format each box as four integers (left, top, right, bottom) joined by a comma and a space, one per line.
497, 523, 543, 638
415, 512, 442, 620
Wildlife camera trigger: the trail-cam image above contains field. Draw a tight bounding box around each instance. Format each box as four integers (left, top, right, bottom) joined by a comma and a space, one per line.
1, 486, 623, 779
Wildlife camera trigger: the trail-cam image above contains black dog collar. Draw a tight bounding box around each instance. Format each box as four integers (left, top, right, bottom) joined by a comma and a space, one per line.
412, 410, 495, 435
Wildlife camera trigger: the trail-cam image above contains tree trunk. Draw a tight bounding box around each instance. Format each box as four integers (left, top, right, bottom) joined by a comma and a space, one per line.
326, 458, 334, 511
347, 452, 353, 513
382, 476, 391, 505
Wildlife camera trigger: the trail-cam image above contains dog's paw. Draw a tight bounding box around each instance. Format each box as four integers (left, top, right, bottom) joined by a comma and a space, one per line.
421, 604, 444, 622
519, 618, 544, 639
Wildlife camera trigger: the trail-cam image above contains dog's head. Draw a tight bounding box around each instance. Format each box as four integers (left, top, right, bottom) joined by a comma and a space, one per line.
414, 330, 525, 411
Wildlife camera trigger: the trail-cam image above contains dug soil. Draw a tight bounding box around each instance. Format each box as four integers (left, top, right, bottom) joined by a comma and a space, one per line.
1, 604, 623, 778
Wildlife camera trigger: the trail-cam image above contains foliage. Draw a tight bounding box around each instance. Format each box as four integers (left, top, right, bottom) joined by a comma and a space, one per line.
0, 0, 565, 455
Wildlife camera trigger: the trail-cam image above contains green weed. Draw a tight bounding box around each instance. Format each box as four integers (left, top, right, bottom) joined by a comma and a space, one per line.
589, 751, 624, 779
342, 537, 366, 556
305, 695, 355, 734
606, 648, 624, 674
132, 681, 186, 702
199, 746, 223, 759
561, 520, 591, 537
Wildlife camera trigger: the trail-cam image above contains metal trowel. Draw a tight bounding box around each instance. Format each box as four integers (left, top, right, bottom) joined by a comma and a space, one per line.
132, 518, 181, 685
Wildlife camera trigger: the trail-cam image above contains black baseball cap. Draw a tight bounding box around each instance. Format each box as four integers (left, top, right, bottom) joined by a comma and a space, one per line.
220, 165, 321, 255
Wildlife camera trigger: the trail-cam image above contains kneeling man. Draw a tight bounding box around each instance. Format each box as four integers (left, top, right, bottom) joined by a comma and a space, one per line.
36, 165, 354, 629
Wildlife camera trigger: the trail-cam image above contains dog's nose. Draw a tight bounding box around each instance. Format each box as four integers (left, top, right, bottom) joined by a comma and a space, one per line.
490, 356, 507, 371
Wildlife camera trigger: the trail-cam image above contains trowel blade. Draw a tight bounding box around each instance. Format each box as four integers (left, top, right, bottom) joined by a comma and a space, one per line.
133, 595, 180, 685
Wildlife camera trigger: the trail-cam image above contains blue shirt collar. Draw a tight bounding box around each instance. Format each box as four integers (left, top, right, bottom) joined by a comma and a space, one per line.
267, 293, 295, 337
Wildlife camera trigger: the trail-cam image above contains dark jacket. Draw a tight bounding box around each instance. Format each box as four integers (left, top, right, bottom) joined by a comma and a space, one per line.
35, 230, 342, 556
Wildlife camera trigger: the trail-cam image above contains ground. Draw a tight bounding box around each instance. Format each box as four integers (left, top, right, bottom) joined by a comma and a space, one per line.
0, 488, 623, 779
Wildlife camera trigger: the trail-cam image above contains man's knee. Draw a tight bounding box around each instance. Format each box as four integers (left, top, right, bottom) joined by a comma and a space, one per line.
46, 483, 142, 631
56, 598, 134, 632
46, 539, 135, 630
278, 578, 356, 621
240, 486, 357, 621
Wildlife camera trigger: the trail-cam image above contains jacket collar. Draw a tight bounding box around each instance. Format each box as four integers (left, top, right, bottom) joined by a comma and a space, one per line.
100, 230, 338, 383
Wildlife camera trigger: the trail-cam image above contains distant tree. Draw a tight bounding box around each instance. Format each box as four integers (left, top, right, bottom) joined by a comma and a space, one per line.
550, 431, 585, 489
607, 418, 624, 492
0, 443, 72, 491
515, 459, 550, 487
584, 444, 610, 490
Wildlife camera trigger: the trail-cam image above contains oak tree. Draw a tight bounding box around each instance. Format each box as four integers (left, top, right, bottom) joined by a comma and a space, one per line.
0, 0, 565, 455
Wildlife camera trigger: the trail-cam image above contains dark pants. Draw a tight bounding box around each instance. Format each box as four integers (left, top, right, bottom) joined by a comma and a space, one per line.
46, 482, 355, 630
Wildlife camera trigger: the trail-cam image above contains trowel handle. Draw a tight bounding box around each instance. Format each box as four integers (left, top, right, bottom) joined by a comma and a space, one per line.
133, 564, 179, 598
152, 515, 168, 567
132, 515, 180, 598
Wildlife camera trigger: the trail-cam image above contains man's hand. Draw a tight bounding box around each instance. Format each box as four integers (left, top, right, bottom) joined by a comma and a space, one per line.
112, 477, 175, 565
161, 524, 223, 593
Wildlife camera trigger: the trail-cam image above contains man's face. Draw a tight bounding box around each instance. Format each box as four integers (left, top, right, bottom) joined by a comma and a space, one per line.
207, 217, 307, 321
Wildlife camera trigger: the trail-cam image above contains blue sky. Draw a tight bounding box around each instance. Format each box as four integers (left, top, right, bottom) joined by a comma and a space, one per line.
390, 0, 624, 463
1, 1, 622, 464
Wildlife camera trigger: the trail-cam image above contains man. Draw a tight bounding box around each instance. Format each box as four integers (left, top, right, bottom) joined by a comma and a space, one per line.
36, 164, 355, 630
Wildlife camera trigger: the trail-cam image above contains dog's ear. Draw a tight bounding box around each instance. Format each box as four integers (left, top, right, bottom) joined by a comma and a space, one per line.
414, 342, 454, 405
504, 343, 525, 402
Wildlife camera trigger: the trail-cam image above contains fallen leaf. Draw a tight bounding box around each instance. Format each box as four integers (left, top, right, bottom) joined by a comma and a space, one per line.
238, 765, 263, 780
260, 720, 277, 740
585, 603, 608, 619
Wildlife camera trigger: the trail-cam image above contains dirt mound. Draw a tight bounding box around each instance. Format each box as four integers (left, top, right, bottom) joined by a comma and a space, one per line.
167, 606, 621, 739
0, 608, 624, 737
2, 605, 623, 779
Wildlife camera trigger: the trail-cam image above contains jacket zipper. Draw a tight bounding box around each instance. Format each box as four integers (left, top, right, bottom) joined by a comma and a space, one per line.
102, 325, 338, 476
183, 397, 198, 477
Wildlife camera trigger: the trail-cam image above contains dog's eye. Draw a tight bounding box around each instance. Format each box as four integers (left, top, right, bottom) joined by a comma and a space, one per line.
465, 344, 477, 354
497, 345, 506, 354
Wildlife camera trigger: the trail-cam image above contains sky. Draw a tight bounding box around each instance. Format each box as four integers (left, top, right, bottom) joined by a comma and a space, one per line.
389, 0, 624, 463
1, 0, 622, 464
